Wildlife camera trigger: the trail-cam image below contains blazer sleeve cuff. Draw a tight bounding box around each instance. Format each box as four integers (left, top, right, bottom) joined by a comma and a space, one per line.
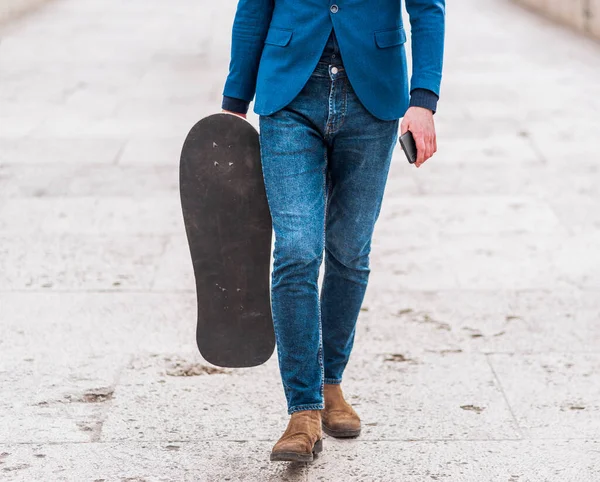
222, 96, 250, 114
409, 88, 439, 114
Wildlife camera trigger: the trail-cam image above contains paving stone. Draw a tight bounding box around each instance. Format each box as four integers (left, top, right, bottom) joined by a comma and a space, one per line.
549, 198, 600, 234
152, 236, 195, 291
100, 353, 289, 442
66, 164, 179, 197
489, 353, 600, 439
32, 115, 192, 138
0, 138, 124, 164
342, 352, 520, 441
437, 233, 600, 290
0, 292, 197, 358
354, 289, 597, 355
434, 135, 542, 164
0, 352, 124, 444
0, 197, 183, 235
0, 164, 71, 199
0, 116, 40, 137
1, 440, 598, 481
514, 0, 589, 33
118, 138, 185, 165
529, 130, 600, 162
408, 161, 600, 200
0, 441, 308, 481
371, 229, 599, 292
551, 232, 600, 289
0, 164, 178, 198
378, 196, 561, 236
0, 292, 196, 445
309, 439, 600, 481
368, 233, 461, 290
407, 161, 547, 197
0, 235, 165, 290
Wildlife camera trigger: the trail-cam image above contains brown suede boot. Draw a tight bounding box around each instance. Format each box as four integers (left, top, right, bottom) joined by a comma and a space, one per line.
270, 409, 323, 462
321, 384, 361, 438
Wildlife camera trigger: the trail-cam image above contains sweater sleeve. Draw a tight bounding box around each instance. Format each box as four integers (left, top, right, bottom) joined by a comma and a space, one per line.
409, 88, 439, 113
222, 95, 250, 114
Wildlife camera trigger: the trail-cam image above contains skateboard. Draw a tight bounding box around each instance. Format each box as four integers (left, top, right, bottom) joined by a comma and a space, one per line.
179, 113, 275, 368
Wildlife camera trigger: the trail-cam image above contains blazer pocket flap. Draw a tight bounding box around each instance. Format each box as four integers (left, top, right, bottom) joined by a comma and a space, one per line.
374, 27, 407, 48
264, 27, 293, 47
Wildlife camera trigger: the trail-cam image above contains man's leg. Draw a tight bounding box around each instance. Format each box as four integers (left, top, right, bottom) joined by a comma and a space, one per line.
321, 82, 399, 385
259, 100, 328, 415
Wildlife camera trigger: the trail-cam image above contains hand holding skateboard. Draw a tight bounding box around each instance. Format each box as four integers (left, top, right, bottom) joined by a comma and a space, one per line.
221, 109, 246, 119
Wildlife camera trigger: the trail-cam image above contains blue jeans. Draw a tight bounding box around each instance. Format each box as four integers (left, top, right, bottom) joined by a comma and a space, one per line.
258, 31, 399, 414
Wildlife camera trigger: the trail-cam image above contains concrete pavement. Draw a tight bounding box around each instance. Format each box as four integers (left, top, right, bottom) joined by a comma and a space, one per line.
1, 0, 600, 480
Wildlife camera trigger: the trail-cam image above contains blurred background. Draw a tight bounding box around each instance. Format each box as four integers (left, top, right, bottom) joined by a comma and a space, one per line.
0, 0, 599, 480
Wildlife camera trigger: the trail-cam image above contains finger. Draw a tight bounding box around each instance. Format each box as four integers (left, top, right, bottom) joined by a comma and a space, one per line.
415, 135, 426, 166
418, 136, 434, 167
415, 147, 425, 167
400, 119, 409, 136
420, 147, 431, 166
222, 109, 246, 119
433, 134, 438, 154
426, 136, 435, 161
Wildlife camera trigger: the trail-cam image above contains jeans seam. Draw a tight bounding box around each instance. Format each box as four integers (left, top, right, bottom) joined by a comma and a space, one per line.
258, 117, 291, 409
336, 78, 348, 132
317, 148, 328, 407
321, 165, 333, 383
325, 75, 335, 138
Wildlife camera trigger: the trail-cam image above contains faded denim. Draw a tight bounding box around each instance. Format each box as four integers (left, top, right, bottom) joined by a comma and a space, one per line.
258, 32, 399, 414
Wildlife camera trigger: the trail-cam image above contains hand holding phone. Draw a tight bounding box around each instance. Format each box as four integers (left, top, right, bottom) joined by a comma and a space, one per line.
399, 130, 418, 164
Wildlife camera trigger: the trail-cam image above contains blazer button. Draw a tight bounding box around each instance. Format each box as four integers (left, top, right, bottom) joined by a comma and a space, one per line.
330, 4, 339, 13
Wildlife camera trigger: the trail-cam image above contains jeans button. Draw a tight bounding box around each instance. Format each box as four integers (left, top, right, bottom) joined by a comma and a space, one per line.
331, 66, 339, 74
330, 4, 339, 13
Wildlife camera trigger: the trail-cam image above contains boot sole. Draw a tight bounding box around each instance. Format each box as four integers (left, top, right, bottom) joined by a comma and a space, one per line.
322, 423, 361, 438
270, 438, 323, 462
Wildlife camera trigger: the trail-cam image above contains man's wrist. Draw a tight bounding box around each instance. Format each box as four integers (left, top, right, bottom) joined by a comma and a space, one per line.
409, 88, 439, 114
222, 96, 250, 115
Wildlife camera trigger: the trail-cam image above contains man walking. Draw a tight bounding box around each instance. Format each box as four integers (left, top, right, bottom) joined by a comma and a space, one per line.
221, 0, 445, 462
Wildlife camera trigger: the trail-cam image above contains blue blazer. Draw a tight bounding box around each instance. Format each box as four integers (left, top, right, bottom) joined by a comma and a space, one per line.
223, 0, 445, 121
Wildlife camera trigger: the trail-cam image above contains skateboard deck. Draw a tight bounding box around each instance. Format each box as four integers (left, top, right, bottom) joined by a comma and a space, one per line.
179, 113, 275, 368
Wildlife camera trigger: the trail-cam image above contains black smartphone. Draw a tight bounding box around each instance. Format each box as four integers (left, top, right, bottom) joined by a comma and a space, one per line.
399, 131, 418, 164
